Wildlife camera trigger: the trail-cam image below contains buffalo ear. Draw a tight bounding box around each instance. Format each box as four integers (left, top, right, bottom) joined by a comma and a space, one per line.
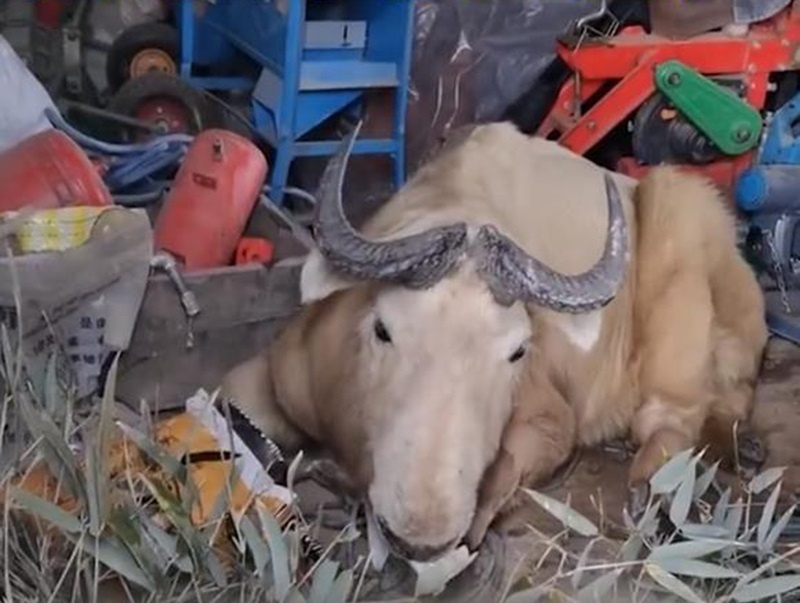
299, 249, 360, 304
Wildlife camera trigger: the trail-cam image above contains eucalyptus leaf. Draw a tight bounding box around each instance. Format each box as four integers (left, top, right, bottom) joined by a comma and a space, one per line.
764, 503, 797, 550
571, 538, 598, 590
324, 569, 353, 603
649, 449, 696, 495
648, 539, 731, 561
652, 557, 741, 579
139, 512, 193, 573
679, 523, 732, 540
204, 549, 229, 588
412, 546, 476, 598
17, 388, 86, 503
711, 488, 731, 527
669, 465, 696, 527
724, 498, 744, 539
622, 506, 636, 532
9, 486, 83, 533
308, 559, 338, 603
747, 467, 785, 495
731, 575, 800, 602
637, 499, 662, 538
258, 506, 292, 601
620, 533, 644, 563
282, 586, 308, 603
115, 421, 186, 481
522, 489, 598, 537
239, 514, 271, 577
84, 443, 102, 537
756, 480, 781, 551
139, 474, 204, 572
575, 568, 623, 603
67, 532, 155, 591
644, 563, 705, 603
693, 461, 719, 499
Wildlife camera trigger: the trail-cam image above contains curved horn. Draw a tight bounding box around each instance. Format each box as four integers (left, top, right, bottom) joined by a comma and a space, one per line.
474, 172, 629, 313
312, 121, 469, 289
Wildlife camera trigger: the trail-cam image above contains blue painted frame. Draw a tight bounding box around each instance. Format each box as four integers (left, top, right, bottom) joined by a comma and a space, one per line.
175, 0, 415, 205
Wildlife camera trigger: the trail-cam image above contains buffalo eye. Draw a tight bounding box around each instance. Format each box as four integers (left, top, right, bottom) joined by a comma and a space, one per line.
508, 346, 526, 363
373, 319, 392, 344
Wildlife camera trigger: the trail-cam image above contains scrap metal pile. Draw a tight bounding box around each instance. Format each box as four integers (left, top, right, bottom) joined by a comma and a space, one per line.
4, 0, 800, 601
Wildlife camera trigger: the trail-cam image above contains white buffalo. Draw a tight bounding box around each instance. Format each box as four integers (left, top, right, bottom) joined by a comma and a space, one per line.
222, 122, 768, 562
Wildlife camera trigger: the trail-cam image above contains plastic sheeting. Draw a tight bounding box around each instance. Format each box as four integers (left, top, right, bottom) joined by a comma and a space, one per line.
0, 35, 56, 153
405, 0, 596, 172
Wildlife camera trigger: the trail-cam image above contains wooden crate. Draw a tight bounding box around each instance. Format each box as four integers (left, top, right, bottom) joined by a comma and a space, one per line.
116, 259, 303, 411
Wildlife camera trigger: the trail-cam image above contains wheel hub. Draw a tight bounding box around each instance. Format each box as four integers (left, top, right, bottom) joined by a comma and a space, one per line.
133, 97, 191, 141
129, 48, 176, 79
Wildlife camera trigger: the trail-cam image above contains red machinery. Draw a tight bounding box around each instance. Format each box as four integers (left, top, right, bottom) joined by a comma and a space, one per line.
537, 2, 800, 194
153, 129, 267, 271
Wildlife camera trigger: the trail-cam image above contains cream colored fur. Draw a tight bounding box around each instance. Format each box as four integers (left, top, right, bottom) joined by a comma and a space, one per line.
221, 122, 768, 559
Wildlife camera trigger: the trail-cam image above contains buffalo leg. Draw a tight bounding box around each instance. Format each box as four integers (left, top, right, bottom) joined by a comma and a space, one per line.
630, 272, 715, 487
702, 252, 769, 473
701, 328, 767, 473
466, 367, 575, 549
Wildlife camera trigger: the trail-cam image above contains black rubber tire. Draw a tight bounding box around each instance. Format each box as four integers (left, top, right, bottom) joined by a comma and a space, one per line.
106, 72, 220, 142
106, 22, 179, 93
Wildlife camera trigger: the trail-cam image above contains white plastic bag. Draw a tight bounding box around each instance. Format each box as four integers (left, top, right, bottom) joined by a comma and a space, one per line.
0, 35, 56, 153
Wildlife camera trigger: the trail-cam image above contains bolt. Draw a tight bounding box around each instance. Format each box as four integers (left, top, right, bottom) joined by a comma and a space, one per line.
734, 127, 751, 143
666, 71, 681, 86
212, 138, 224, 160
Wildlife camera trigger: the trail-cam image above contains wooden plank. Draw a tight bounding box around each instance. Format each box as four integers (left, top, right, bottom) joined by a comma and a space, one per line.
116, 261, 302, 410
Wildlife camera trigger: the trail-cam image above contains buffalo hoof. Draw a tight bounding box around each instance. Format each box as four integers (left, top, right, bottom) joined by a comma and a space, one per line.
736, 428, 767, 473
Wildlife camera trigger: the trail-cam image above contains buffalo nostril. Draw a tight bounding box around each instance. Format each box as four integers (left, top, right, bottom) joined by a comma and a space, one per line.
375, 515, 458, 562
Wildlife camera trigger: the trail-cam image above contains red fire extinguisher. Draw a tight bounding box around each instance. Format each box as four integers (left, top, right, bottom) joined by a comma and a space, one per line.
153, 129, 268, 271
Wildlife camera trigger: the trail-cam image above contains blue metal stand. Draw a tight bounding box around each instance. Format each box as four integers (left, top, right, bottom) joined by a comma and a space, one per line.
176, 0, 415, 205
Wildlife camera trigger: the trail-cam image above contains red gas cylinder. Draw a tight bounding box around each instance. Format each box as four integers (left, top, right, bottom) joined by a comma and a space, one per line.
0, 129, 112, 213
153, 129, 268, 271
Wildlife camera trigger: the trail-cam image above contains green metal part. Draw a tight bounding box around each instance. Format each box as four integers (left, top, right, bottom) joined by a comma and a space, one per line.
654, 59, 763, 156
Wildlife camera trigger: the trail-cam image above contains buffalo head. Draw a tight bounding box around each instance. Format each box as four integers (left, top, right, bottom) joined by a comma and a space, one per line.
294, 123, 629, 562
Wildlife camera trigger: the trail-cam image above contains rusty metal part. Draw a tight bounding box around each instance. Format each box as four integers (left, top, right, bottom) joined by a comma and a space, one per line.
150, 251, 201, 348
129, 47, 177, 79
150, 252, 200, 318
